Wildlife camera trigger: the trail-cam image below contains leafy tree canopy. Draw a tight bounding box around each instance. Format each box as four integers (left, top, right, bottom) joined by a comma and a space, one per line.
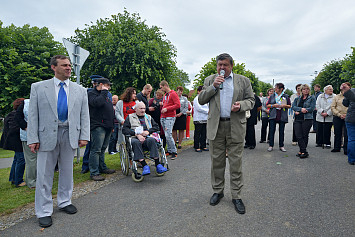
193, 57, 260, 93
0, 21, 65, 116
311, 59, 345, 94
258, 81, 273, 96
71, 10, 188, 96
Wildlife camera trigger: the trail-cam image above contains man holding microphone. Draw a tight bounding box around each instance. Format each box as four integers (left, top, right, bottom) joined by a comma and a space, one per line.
198, 53, 255, 214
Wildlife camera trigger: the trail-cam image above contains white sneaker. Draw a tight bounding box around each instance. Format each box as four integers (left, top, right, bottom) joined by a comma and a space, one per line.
292, 142, 297, 146
280, 147, 287, 152
267, 147, 273, 152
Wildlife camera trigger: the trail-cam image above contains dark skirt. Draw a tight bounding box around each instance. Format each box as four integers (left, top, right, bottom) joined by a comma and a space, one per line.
173, 114, 187, 130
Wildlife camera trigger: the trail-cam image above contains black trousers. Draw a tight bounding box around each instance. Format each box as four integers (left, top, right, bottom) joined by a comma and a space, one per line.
333, 116, 348, 151
316, 122, 333, 145
194, 123, 207, 149
245, 123, 256, 147
260, 117, 269, 142
294, 120, 313, 153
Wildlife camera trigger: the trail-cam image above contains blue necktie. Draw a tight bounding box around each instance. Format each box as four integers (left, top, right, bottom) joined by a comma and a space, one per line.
57, 82, 68, 122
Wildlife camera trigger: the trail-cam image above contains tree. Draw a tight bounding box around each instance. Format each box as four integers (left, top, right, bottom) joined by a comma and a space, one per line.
71, 10, 183, 95
259, 81, 273, 95
284, 88, 294, 97
0, 21, 65, 116
341, 47, 355, 86
193, 57, 260, 93
312, 59, 346, 94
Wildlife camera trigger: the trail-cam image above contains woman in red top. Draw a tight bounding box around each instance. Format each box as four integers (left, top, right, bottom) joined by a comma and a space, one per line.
116, 87, 137, 126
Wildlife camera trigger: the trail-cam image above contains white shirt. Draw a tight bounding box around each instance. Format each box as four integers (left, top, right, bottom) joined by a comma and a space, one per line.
220, 73, 234, 118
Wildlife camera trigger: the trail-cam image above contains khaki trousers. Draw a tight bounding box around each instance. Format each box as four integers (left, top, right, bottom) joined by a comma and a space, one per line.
209, 120, 243, 199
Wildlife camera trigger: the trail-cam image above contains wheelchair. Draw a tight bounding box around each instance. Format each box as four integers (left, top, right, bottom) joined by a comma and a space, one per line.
118, 132, 169, 182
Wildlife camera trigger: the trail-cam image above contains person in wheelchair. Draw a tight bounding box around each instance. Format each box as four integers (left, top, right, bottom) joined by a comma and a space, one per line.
122, 102, 168, 175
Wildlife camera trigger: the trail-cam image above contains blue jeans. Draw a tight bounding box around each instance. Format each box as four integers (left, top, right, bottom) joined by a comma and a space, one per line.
161, 117, 177, 153
89, 127, 112, 176
108, 124, 119, 153
9, 151, 25, 185
268, 120, 286, 147
81, 141, 91, 172
346, 122, 355, 163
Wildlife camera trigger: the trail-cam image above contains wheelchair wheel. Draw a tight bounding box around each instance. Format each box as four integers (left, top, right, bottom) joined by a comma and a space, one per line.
131, 161, 144, 182
131, 167, 144, 182
155, 144, 169, 176
118, 143, 129, 176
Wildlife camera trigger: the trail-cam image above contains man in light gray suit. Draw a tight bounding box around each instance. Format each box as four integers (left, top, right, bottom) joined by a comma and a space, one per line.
27, 55, 90, 228
199, 53, 255, 214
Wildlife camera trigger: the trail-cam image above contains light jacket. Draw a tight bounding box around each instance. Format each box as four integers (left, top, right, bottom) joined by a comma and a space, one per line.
316, 93, 334, 122
331, 93, 348, 118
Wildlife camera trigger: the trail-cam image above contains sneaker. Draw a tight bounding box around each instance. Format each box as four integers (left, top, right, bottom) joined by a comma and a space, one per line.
171, 153, 177, 160
156, 164, 167, 174
279, 147, 287, 152
16, 181, 26, 187
101, 169, 116, 174
142, 165, 151, 175
91, 175, 105, 181
109, 152, 117, 155
325, 145, 331, 149
292, 142, 297, 146
267, 147, 273, 152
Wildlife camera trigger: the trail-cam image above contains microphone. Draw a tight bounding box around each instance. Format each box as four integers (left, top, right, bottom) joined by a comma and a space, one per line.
219, 70, 225, 90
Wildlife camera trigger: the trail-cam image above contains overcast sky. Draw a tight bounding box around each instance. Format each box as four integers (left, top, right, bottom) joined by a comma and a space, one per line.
2, 0, 355, 92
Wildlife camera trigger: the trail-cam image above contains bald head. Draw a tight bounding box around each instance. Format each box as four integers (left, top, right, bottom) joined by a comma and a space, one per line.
135, 101, 146, 116
112, 95, 118, 105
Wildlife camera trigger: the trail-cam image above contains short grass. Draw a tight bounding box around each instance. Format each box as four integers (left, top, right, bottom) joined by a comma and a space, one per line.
0, 148, 14, 159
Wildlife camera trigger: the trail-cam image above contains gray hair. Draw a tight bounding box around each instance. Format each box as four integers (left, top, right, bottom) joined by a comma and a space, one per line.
324, 85, 333, 91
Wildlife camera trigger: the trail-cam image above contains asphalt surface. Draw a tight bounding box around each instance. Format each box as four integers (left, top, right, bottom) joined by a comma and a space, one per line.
1, 121, 354, 236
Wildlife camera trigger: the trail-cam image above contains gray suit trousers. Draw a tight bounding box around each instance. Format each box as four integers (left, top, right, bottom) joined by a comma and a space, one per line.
209, 120, 244, 199
35, 126, 75, 218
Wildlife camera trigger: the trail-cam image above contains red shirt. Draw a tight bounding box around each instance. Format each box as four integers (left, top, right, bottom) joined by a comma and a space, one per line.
123, 101, 136, 119
161, 90, 180, 118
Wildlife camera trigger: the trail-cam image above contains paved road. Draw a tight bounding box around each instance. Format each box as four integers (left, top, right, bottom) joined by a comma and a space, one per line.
1, 122, 354, 236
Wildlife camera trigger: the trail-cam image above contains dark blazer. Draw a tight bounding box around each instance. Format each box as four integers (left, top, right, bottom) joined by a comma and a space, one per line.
0, 110, 23, 152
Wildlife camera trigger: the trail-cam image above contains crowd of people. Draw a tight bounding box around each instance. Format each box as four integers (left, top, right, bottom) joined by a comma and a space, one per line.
0, 53, 354, 228
256, 82, 354, 164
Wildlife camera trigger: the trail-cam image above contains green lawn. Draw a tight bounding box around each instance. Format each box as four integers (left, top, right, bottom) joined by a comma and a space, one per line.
0, 148, 14, 159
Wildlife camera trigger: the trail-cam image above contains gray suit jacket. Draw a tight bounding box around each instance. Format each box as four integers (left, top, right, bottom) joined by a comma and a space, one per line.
198, 73, 255, 143
27, 78, 90, 151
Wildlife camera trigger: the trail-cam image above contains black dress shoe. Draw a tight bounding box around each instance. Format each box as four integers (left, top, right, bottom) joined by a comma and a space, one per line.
39, 216, 52, 228
331, 149, 340, 152
195, 149, 202, 152
244, 145, 249, 148
348, 161, 355, 165
232, 199, 246, 214
259, 140, 265, 143
300, 153, 309, 159
316, 144, 322, 147
60, 204, 77, 214
249, 146, 255, 149
210, 193, 224, 206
